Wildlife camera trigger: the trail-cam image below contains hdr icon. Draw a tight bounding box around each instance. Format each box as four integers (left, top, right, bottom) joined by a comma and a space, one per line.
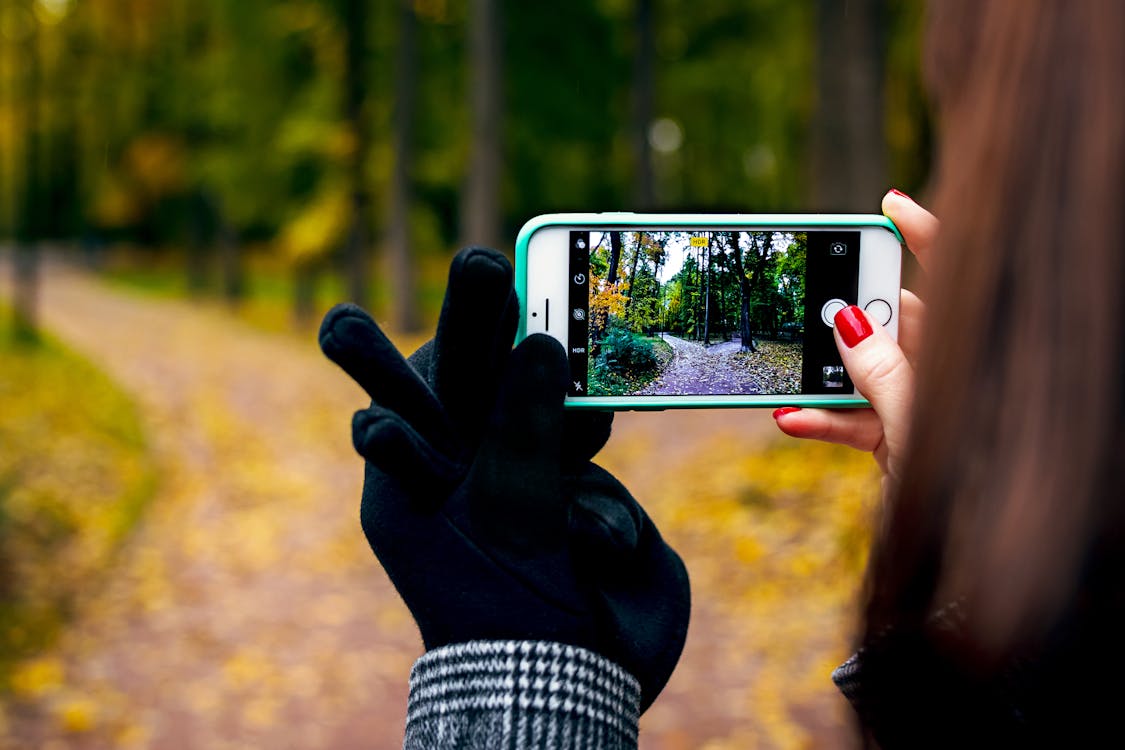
571, 347, 587, 354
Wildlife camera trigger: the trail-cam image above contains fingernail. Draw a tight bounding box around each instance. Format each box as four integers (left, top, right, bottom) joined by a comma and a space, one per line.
835, 305, 874, 348
888, 188, 913, 202
772, 406, 801, 419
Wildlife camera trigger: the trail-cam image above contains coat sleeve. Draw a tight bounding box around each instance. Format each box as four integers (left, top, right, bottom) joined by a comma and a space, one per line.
404, 641, 641, 750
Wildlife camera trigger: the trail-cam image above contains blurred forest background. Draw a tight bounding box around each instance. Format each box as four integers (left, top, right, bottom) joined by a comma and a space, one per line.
1, 0, 929, 333
0, 0, 933, 748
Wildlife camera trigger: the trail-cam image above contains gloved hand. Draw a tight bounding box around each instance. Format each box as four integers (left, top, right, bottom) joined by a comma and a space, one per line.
318, 247, 690, 711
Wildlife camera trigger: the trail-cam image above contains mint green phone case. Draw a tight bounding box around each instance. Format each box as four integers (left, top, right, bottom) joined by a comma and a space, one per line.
514, 212, 903, 410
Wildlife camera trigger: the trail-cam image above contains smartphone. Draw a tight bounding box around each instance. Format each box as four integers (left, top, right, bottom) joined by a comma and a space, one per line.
515, 213, 902, 410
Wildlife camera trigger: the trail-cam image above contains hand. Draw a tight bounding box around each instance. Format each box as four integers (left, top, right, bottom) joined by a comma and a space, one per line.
318, 247, 690, 711
773, 190, 939, 480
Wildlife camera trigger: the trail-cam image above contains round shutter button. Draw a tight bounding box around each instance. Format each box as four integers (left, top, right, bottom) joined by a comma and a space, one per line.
821, 298, 847, 327
864, 298, 893, 326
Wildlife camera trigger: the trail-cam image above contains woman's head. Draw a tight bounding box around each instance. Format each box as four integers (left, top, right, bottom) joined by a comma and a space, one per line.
868, 0, 1125, 661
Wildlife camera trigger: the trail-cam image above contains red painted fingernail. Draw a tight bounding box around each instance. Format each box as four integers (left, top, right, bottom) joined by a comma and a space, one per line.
835, 305, 874, 348
888, 188, 913, 202
772, 407, 801, 419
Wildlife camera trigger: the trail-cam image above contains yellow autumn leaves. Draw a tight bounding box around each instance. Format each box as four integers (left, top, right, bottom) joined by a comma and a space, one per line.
601, 416, 880, 749
0, 333, 156, 685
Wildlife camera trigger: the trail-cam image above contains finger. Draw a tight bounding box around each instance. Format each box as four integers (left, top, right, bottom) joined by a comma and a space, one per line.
561, 410, 614, 468
882, 189, 940, 272
319, 304, 449, 445
467, 333, 569, 549
898, 289, 925, 366
772, 407, 884, 453
432, 247, 520, 437
833, 305, 914, 472
352, 405, 462, 504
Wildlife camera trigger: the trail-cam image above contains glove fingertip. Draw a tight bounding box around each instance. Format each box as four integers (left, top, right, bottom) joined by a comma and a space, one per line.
352, 408, 462, 500
509, 334, 569, 391
448, 246, 513, 283
319, 303, 373, 356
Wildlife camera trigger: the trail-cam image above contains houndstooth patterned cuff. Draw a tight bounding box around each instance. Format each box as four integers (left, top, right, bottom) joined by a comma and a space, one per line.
405, 641, 641, 750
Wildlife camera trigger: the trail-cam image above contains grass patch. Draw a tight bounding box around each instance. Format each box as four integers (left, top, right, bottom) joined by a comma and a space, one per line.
0, 327, 157, 687
589, 332, 673, 396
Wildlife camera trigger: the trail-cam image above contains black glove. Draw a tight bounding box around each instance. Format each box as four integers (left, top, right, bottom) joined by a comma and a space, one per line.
318, 247, 690, 711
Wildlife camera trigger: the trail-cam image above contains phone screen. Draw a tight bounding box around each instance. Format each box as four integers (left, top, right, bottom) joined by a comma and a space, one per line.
566, 229, 864, 398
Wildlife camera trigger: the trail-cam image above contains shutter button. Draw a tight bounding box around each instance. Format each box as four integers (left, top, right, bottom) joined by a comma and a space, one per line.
864, 298, 892, 326
821, 298, 847, 327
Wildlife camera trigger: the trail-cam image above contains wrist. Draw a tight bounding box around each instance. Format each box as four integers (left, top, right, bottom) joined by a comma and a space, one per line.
407, 640, 641, 749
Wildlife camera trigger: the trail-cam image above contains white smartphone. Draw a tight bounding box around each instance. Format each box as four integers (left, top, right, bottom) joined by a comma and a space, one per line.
515, 213, 902, 409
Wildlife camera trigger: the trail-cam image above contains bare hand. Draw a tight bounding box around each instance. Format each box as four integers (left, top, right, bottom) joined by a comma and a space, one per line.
773, 190, 939, 479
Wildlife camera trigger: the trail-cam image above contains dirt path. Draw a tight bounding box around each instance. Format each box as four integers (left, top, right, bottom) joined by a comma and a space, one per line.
638, 334, 762, 396
1, 260, 421, 748
0, 258, 855, 749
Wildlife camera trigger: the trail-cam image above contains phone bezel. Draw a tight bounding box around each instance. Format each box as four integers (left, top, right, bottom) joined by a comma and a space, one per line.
516, 212, 903, 410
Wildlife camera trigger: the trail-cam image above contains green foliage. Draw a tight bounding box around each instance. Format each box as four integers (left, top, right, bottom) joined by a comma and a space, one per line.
590, 321, 669, 395
1, 0, 930, 331
0, 329, 156, 682
775, 232, 806, 325
601, 319, 658, 372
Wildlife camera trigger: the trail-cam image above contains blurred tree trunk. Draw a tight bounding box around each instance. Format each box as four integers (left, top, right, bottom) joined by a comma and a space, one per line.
186, 191, 211, 295
460, 0, 502, 250
14, 0, 41, 344
385, 0, 419, 331
216, 210, 244, 305
631, 0, 655, 209
342, 0, 373, 310
811, 0, 887, 211
293, 262, 317, 327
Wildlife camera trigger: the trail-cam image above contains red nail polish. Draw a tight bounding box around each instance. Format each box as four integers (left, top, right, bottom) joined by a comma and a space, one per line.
772, 406, 801, 419
889, 188, 913, 202
835, 305, 874, 348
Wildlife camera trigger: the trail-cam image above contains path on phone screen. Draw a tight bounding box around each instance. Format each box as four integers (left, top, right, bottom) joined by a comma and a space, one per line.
0, 257, 867, 750
637, 333, 803, 397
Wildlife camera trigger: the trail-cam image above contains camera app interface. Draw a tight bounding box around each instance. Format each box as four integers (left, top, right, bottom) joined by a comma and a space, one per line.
567, 229, 859, 397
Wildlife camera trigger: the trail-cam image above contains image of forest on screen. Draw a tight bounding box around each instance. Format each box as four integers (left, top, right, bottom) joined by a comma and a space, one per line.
587, 231, 806, 396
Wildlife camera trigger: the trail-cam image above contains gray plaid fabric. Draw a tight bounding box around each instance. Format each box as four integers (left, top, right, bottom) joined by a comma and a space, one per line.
405, 641, 641, 749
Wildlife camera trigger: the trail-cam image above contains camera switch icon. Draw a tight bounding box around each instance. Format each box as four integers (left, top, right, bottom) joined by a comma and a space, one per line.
829, 242, 847, 256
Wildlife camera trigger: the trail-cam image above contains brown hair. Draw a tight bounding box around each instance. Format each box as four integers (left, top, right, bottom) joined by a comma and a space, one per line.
866, 0, 1125, 665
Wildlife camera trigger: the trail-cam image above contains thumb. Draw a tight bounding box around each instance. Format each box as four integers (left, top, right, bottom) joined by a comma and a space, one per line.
833, 305, 914, 474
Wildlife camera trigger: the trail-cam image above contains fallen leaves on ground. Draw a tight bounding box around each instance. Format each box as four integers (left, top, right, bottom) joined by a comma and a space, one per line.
0, 333, 155, 687
601, 417, 879, 749
1, 267, 879, 750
